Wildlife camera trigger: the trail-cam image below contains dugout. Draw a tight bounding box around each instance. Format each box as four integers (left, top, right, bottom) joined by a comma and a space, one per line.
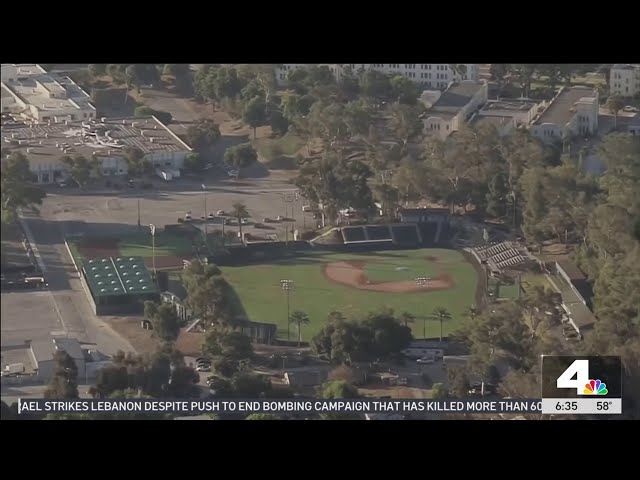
81, 257, 159, 315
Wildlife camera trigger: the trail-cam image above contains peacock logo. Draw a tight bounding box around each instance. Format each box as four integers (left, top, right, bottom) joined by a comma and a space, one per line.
583, 379, 608, 395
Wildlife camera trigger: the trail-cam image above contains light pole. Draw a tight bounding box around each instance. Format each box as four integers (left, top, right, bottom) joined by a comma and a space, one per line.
280, 279, 294, 341
283, 194, 295, 244
416, 277, 432, 338
137, 197, 141, 228
150, 224, 157, 277
202, 184, 208, 249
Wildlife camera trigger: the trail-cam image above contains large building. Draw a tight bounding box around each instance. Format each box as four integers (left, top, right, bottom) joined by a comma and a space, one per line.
529, 86, 599, 145
609, 64, 640, 98
2, 116, 192, 183
420, 81, 489, 139
468, 98, 546, 137
1, 64, 96, 123
276, 64, 479, 89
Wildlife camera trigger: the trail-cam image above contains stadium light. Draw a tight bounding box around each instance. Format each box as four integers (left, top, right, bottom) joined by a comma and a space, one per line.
280, 280, 294, 341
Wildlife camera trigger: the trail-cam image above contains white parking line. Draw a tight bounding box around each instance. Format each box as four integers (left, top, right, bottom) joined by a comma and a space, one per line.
17, 210, 46, 273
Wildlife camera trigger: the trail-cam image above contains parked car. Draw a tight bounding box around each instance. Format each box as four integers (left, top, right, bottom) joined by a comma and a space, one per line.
623, 105, 638, 112
196, 365, 211, 372
302, 205, 312, 212
276, 215, 284, 221
208, 213, 215, 219
263, 217, 272, 223
241, 218, 248, 224
416, 357, 435, 365
216, 210, 226, 216
254, 223, 265, 229
195, 357, 209, 364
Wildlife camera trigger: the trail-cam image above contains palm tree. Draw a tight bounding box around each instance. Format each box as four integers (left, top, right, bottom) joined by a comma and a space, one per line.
606, 95, 625, 129
399, 312, 415, 328
231, 201, 249, 241
464, 305, 480, 323
289, 310, 310, 346
431, 307, 452, 343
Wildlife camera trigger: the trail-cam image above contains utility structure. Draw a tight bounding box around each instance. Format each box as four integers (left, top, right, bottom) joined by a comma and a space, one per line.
150, 223, 157, 277
416, 277, 432, 338
202, 184, 208, 250
283, 194, 296, 244
280, 279, 294, 341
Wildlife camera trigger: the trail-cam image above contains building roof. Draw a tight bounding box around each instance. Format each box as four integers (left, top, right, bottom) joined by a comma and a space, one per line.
532, 87, 597, 127
481, 99, 539, 115
2, 116, 191, 165
556, 260, 586, 280
29, 339, 55, 363
83, 256, 158, 298
53, 337, 85, 360
470, 115, 512, 129
1, 64, 95, 115
432, 82, 485, 109
611, 64, 639, 71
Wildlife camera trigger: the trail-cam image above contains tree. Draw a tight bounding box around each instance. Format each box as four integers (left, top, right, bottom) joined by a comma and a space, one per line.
269, 110, 289, 136
431, 307, 452, 342
317, 380, 359, 399
231, 372, 272, 397
362, 309, 413, 358
489, 64, 511, 94
289, 310, 310, 346
246, 413, 278, 420
1, 152, 46, 222
134, 106, 172, 125
163, 64, 190, 77
184, 152, 205, 173
390, 75, 419, 104
168, 365, 200, 397
224, 144, 258, 177
182, 261, 235, 325
606, 96, 625, 129
447, 366, 470, 398
360, 70, 392, 107
327, 365, 358, 384
231, 201, 249, 239
144, 301, 180, 342
390, 103, 424, 153
88, 64, 107, 78
243, 96, 267, 139
94, 364, 129, 398
513, 64, 538, 98
61, 154, 99, 188
399, 312, 415, 328
185, 119, 221, 152
486, 172, 509, 218
431, 383, 448, 399
203, 328, 254, 361
44, 351, 79, 399
123, 146, 150, 177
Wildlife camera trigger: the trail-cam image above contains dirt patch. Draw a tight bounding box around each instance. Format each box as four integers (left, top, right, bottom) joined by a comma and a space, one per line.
77, 244, 121, 260
323, 261, 455, 294
108, 316, 158, 355
142, 255, 188, 270
425, 256, 439, 262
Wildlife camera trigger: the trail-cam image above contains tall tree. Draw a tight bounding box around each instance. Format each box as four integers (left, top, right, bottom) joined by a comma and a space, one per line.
1, 152, 45, 222
203, 328, 254, 361
606, 96, 625, 129
144, 301, 180, 342
61, 154, 100, 188
185, 119, 221, 152
243, 96, 267, 139
224, 144, 258, 177
231, 201, 249, 239
182, 261, 234, 326
289, 310, 311, 346
431, 307, 452, 342
44, 351, 79, 399
390, 75, 419, 104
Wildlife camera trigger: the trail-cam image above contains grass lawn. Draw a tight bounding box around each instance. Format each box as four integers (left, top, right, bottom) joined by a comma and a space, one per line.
118, 232, 194, 258
221, 248, 478, 340
253, 133, 306, 160
520, 272, 553, 293
364, 251, 441, 283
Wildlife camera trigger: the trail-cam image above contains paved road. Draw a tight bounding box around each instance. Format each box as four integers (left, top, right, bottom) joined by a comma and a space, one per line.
16, 209, 135, 356
1, 384, 93, 405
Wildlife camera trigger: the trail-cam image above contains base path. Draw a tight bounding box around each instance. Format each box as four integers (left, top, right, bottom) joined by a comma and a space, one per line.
323, 261, 455, 293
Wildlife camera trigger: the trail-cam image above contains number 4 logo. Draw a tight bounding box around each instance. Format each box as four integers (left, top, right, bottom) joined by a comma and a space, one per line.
557, 359, 590, 395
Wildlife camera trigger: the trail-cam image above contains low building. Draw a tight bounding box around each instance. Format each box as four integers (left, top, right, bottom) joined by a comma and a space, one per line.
399, 207, 450, 223
477, 98, 545, 127
1, 64, 96, 123
628, 114, 640, 135
529, 86, 599, 145
609, 64, 640, 98
2, 115, 192, 183
469, 114, 516, 136
421, 81, 489, 139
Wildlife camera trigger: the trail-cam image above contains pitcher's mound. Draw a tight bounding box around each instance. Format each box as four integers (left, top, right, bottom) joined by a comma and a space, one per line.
323, 261, 454, 293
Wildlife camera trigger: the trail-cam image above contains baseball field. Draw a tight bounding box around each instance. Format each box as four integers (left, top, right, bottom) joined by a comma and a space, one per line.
221, 248, 479, 340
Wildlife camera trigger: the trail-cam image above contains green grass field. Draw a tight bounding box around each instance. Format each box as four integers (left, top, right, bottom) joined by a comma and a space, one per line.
222, 248, 478, 340
118, 232, 194, 258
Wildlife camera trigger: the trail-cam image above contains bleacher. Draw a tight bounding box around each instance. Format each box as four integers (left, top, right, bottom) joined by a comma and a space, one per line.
342, 227, 366, 242
472, 241, 528, 271
366, 225, 392, 241
392, 225, 420, 245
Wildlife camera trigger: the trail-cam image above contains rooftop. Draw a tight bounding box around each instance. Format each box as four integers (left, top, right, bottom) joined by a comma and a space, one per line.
432, 82, 485, 109
532, 87, 597, 127
1, 64, 95, 115
470, 115, 513, 129
83, 256, 159, 298
557, 260, 586, 280
481, 99, 540, 114
53, 337, 85, 360
2, 116, 191, 163
612, 64, 639, 71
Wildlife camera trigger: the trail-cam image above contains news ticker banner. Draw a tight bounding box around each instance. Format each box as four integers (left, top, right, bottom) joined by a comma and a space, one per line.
541, 355, 622, 415
19, 399, 543, 415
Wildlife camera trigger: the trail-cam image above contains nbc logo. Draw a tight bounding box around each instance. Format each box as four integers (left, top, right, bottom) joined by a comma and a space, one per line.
583, 379, 608, 395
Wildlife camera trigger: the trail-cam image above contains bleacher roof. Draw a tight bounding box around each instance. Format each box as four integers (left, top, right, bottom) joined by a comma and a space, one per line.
83, 256, 158, 298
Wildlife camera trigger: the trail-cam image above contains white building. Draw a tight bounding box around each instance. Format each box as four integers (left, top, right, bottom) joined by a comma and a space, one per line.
1, 64, 96, 123
2, 116, 192, 184
421, 81, 489, 139
275, 64, 479, 89
530, 86, 599, 145
609, 64, 640, 98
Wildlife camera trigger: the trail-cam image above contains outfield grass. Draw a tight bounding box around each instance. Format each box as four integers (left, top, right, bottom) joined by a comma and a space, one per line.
117, 232, 194, 258
221, 248, 478, 340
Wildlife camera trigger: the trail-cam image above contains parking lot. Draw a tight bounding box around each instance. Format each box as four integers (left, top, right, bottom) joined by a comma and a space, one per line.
40, 180, 318, 241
